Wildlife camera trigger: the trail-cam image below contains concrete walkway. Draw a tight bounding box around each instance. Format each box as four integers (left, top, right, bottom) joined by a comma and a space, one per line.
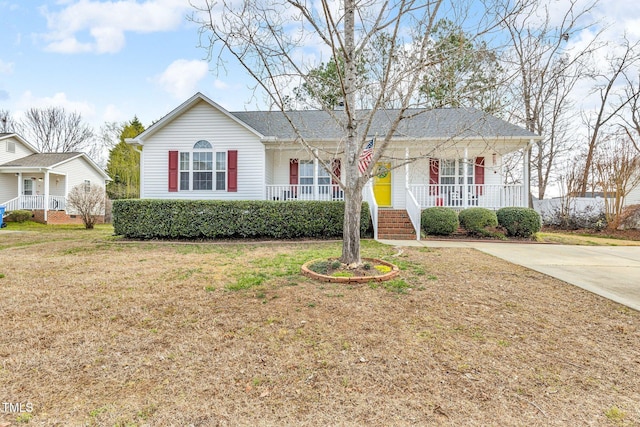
379, 239, 640, 312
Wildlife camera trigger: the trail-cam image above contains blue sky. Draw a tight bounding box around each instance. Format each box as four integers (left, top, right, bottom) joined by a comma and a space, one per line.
0, 0, 260, 130
0, 0, 639, 133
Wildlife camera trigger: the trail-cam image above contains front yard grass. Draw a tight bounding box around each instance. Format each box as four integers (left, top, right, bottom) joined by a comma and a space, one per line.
0, 225, 638, 425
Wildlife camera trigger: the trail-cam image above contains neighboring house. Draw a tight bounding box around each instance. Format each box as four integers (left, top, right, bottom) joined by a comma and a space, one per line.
0, 133, 110, 224
128, 92, 541, 239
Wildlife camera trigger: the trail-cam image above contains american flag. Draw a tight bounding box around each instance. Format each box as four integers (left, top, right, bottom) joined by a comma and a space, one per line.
358, 138, 375, 175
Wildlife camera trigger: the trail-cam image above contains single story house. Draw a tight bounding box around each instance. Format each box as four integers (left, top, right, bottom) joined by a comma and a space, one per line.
128, 92, 541, 239
0, 133, 110, 224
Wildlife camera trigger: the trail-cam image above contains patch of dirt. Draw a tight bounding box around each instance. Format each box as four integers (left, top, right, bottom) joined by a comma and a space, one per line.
543, 226, 640, 241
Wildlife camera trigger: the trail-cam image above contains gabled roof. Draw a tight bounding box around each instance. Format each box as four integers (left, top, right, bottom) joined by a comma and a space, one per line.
129, 92, 264, 146
0, 152, 111, 180
0, 133, 39, 153
231, 108, 540, 141
0, 152, 82, 168
128, 92, 540, 147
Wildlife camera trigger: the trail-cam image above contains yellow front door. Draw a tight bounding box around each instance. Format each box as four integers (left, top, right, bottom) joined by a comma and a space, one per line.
373, 163, 392, 207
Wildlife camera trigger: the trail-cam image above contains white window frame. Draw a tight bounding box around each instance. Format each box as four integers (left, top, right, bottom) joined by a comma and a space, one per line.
6, 140, 15, 153
178, 140, 227, 192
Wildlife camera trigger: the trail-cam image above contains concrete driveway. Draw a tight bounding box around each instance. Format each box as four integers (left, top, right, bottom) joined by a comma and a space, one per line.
382, 240, 640, 312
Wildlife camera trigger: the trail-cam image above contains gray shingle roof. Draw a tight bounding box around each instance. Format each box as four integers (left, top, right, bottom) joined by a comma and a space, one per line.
0, 152, 81, 167
230, 108, 538, 140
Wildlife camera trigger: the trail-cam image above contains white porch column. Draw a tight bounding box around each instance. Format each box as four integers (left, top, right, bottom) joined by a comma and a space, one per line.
17, 172, 22, 197
463, 148, 469, 208
44, 170, 50, 222
522, 140, 531, 207
405, 148, 410, 190
313, 149, 319, 200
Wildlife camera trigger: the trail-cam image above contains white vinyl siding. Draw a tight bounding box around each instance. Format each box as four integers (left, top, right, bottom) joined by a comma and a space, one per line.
0, 174, 18, 204
0, 136, 37, 165
139, 99, 265, 200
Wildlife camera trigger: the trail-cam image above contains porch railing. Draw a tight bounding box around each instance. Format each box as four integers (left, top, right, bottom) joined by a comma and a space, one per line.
266, 184, 345, 201
1, 195, 67, 212
410, 184, 524, 209
405, 188, 421, 241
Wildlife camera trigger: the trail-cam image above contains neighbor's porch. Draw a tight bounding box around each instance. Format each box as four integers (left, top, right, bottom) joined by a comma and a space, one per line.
0, 171, 70, 223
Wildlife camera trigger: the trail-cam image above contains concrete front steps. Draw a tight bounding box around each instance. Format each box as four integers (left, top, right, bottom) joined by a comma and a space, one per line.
377, 209, 417, 240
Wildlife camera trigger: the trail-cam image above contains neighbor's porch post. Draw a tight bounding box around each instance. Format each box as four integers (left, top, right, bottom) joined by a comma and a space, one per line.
17, 172, 22, 198
44, 170, 50, 222
522, 140, 531, 207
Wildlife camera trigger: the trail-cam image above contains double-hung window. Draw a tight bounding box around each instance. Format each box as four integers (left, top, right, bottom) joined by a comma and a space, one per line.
318, 167, 331, 194
179, 140, 226, 191
215, 152, 226, 190
299, 161, 314, 194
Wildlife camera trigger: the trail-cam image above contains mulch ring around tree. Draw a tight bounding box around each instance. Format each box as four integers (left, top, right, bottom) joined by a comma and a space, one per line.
301, 257, 399, 283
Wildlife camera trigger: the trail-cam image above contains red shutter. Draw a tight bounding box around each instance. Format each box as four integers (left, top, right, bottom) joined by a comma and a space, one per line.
289, 159, 299, 198
429, 158, 439, 195
228, 150, 238, 192
475, 157, 485, 196
168, 151, 178, 192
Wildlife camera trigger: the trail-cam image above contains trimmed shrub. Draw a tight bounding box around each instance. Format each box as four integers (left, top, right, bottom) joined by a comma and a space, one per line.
112, 199, 370, 240
458, 207, 498, 235
7, 210, 32, 223
497, 207, 542, 238
421, 207, 459, 236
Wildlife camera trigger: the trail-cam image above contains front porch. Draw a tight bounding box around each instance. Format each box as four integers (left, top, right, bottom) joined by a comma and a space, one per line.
265, 183, 523, 209
0, 195, 92, 225
265, 182, 527, 241
2, 195, 67, 212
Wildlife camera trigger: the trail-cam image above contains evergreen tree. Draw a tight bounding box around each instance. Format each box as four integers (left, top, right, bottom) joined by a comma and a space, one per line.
106, 117, 144, 199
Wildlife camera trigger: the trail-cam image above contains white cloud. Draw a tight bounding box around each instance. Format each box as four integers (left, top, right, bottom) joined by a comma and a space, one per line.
40, 0, 191, 54
0, 59, 14, 74
103, 104, 125, 123
154, 59, 209, 99
17, 91, 96, 119
213, 79, 229, 90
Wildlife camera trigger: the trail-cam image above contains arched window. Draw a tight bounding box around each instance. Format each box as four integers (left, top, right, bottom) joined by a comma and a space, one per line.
179, 140, 213, 190
194, 140, 212, 149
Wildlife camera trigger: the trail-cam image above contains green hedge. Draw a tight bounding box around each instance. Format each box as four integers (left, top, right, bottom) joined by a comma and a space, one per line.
421, 207, 459, 236
497, 207, 541, 238
458, 207, 498, 235
112, 199, 370, 240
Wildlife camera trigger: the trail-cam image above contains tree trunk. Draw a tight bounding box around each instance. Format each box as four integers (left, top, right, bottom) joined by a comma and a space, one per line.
339, 0, 363, 266
341, 187, 363, 266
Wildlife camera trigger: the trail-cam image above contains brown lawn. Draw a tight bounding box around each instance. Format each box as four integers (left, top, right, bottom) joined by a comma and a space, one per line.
0, 225, 638, 426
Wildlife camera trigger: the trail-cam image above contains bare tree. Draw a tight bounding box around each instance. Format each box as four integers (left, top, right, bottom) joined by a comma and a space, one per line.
0, 109, 18, 133
592, 133, 640, 229
18, 106, 94, 153
619, 71, 640, 153
498, 0, 602, 200
66, 183, 106, 229
190, 0, 526, 265
578, 37, 640, 196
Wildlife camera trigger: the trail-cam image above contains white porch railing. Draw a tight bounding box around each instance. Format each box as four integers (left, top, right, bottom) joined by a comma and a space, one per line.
405, 188, 422, 241
266, 184, 345, 201
410, 184, 524, 209
1, 195, 67, 212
